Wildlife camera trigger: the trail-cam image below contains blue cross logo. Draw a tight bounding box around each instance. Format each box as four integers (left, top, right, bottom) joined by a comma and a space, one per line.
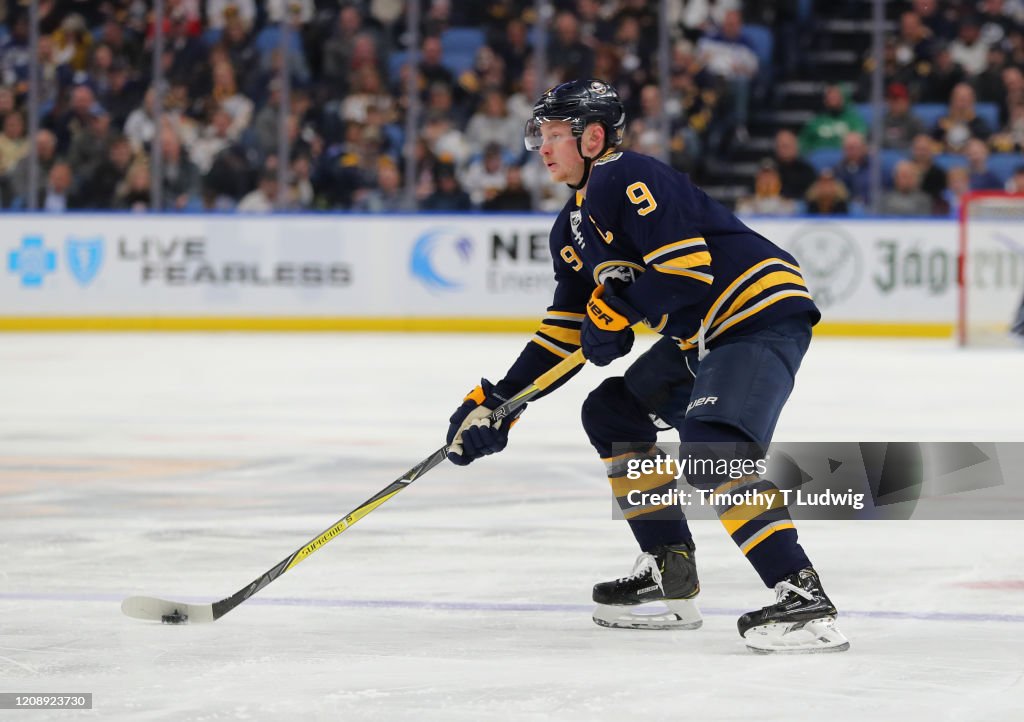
8, 236, 57, 287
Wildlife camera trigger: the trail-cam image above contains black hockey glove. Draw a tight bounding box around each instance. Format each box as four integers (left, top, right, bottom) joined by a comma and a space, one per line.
581, 280, 644, 366
446, 379, 524, 466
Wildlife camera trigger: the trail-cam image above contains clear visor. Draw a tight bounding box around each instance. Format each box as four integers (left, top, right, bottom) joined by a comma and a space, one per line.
523, 116, 572, 151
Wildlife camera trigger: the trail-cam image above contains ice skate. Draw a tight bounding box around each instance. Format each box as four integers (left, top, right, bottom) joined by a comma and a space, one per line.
738, 567, 850, 653
592, 541, 702, 630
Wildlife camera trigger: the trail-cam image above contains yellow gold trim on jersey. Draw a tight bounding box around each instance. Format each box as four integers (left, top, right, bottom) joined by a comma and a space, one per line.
588, 214, 614, 243
654, 251, 712, 271
645, 314, 669, 334
591, 260, 646, 285
739, 521, 795, 555
537, 323, 582, 346
546, 310, 586, 322
575, 190, 585, 206
714, 271, 807, 329
530, 335, 571, 358
643, 237, 706, 264
680, 258, 806, 345
652, 266, 715, 283
708, 290, 814, 341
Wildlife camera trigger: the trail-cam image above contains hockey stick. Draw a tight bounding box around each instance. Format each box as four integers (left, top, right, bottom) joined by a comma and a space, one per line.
121, 348, 587, 624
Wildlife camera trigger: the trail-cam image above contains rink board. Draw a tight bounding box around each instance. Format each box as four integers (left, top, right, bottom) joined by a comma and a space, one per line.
0, 214, 1008, 336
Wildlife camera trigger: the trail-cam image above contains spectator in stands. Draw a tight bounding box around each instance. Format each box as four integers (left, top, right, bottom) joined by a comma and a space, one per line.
772, 129, 816, 200
461, 142, 508, 208
1006, 164, 1024, 193
950, 16, 991, 76
912, 0, 956, 42
799, 84, 867, 152
422, 111, 469, 167
40, 161, 75, 212
267, 0, 314, 25
340, 68, 397, 125
0, 87, 15, 128
210, 60, 254, 140
10, 129, 59, 206
421, 162, 471, 211
483, 164, 533, 211
77, 135, 134, 209
218, 12, 259, 94
992, 101, 1024, 152
288, 154, 314, 210
158, 126, 200, 210
0, 110, 28, 179
494, 17, 532, 82
981, 0, 1020, 43
918, 45, 966, 104
98, 59, 145, 130
353, 157, 414, 212
880, 160, 933, 216
973, 45, 1010, 104
805, 168, 850, 216
940, 166, 971, 216
464, 89, 522, 158
47, 84, 101, 153
164, 7, 209, 90
834, 131, 871, 206
189, 106, 235, 174
736, 159, 798, 216
895, 11, 938, 70
909, 133, 947, 208
115, 162, 152, 212
964, 137, 1003, 190
237, 168, 280, 212
419, 35, 455, 92
321, 6, 375, 95
696, 8, 758, 142
123, 88, 158, 152
207, 1, 256, 31
882, 82, 925, 148
933, 82, 992, 152
549, 11, 595, 79
67, 108, 114, 188
999, 66, 1024, 127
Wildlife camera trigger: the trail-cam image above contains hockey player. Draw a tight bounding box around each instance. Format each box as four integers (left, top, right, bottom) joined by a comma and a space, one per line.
445, 79, 849, 653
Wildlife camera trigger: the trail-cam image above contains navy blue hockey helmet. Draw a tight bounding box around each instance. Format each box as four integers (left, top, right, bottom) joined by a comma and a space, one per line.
524, 79, 626, 152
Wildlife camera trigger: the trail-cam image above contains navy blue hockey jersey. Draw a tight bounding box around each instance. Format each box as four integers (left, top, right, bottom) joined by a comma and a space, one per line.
496, 150, 820, 396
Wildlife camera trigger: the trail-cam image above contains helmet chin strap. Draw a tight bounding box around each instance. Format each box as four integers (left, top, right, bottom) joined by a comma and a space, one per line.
567, 135, 609, 191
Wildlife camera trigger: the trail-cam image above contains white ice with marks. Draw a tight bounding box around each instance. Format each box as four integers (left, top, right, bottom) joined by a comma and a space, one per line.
1, 333, 1022, 720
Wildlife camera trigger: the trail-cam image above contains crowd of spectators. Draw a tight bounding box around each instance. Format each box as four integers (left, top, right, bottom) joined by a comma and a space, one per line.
743, 0, 1024, 218
0, 0, 1020, 216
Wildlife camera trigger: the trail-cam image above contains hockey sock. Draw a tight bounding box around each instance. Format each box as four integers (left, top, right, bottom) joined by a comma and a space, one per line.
680, 418, 810, 586
583, 378, 692, 552
604, 444, 694, 552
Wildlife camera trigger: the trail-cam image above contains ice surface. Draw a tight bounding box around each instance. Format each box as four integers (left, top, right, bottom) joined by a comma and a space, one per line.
1, 333, 1022, 720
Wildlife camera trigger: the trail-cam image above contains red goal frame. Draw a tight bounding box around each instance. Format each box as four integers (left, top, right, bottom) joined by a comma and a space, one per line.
957, 190, 1024, 347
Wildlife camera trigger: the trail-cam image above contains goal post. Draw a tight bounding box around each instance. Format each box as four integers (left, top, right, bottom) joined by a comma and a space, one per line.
957, 191, 1024, 347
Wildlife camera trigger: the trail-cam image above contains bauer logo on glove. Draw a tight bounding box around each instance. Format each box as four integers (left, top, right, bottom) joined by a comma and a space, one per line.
446, 379, 524, 466
581, 280, 645, 366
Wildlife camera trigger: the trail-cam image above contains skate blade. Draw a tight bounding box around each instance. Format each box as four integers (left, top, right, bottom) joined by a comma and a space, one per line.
743, 616, 850, 654
592, 599, 703, 630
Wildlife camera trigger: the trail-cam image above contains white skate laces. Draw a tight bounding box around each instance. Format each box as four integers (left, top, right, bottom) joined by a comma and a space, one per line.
774, 579, 814, 604
625, 552, 663, 591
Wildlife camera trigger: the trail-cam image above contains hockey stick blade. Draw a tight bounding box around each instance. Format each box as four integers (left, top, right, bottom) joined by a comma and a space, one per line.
121, 596, 214, 624
122, 349, 586, 624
